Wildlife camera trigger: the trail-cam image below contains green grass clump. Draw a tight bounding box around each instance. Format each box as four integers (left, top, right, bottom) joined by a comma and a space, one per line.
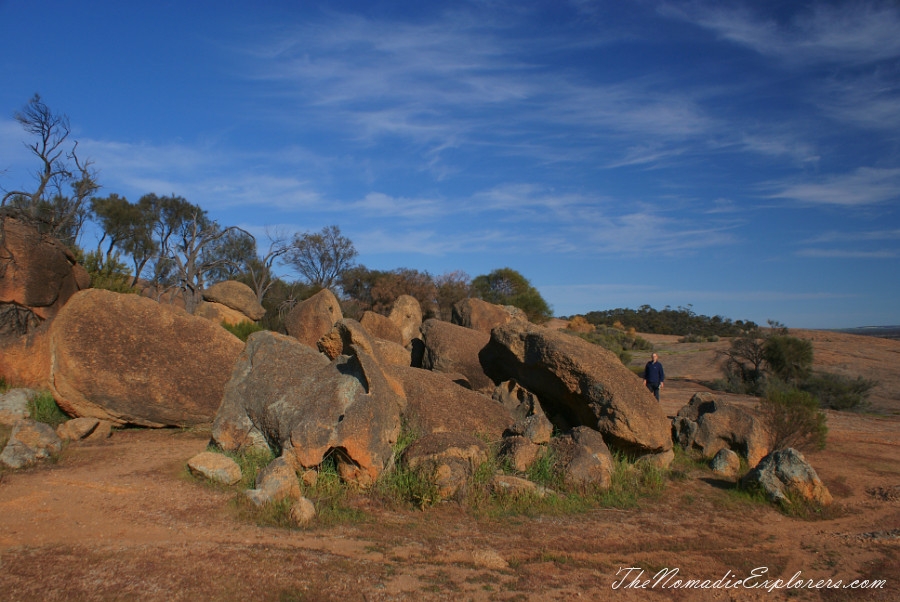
221, 321, 266, 342
28, 391, 70, 427
299, 455, 367, 526
595, 453, 667, 509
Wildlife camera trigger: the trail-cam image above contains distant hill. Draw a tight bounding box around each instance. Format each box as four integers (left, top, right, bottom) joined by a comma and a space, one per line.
830, 326, 900, 341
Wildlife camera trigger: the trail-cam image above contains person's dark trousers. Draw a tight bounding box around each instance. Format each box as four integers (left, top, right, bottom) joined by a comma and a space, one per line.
646, 382, 660, 401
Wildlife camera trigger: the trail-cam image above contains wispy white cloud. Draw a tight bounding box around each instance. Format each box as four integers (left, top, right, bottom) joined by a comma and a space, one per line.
769, 167, 900, 206
352, 226, 512, 257
738, 133, 820, 164
663, 1, 900, 66
235, 10, 719, 174
349, 192, 446, 220
797, 248, 897, 259
802, 228, 900, 244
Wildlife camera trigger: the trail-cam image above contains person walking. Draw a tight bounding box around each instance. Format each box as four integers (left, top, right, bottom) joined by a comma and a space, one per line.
643, 352, 665, 401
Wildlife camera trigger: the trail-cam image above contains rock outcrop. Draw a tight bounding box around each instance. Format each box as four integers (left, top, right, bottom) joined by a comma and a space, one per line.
0, 419, 62, 469
388, 295, 422, 347
0, 388, 36, 425
0, 216, 90, 332
359, 311, 403, 346
212, 330, 403, 486
420, 319, 494, 393
483, 321, 671, 454
194, 301, 255, 326
550, 426, 615, 489
0, 327, 51, 389
47, 289, 244, 427
451, 298, 522, 333
284, 289, 343, 349
201, 281, 265, 320
403, 432, 490, 499
386, 365, 513, 440
673, 393, 771, 467
741, 448, 832, 506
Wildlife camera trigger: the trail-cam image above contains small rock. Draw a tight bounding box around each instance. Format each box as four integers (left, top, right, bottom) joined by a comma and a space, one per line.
187, 451, 243, 486
245, 456, 301, 506
85, 420, 113, 441
56, 417, 100, 441
0, 388, 36, 426
491, 474, 553, 498
710, 448, 741, 479
0, 419, 62, 469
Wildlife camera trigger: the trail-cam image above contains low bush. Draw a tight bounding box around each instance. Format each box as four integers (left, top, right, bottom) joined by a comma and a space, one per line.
566, 326, 652, 365
798, 372, 876, 411
758, 384, 827, 452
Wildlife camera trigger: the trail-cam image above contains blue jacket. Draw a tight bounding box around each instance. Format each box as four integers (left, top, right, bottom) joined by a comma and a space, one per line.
644, 361, 665, 385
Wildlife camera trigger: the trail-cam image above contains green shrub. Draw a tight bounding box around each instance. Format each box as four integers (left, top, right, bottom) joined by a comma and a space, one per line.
77, 248, 137, 293
28, 391, 69, 427
221, 320, 266, 342
798, 372, 876, 411
679, 334, 703, 343
758, 385, 827, 452
763, 335, 813, 382
566, 326, 652, 365
217, 446, 276, 489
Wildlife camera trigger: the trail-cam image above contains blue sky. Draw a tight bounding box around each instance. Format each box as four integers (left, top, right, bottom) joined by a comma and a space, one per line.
1, 0, 898, 328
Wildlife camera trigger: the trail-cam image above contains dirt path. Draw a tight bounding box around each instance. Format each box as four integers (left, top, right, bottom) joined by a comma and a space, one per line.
2, 331, 899, 601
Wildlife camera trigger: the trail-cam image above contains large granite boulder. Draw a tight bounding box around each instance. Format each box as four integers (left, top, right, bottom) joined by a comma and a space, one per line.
202, 280, 265, 320
47, 289, 244, 427
386, 365, 513, 440
451, 298, 521, 333
420, 319, 494, 394
0, 217, 90, 332
741, 448, 832, 506
317, 319, 410, 394
674, 394, 771, 467
359, 311, 403, 346
388, 294, 422, 347
482, 321, 671, 454
194, 301, 255, 326
212, 330, 403, 486
284, 288, 342, 349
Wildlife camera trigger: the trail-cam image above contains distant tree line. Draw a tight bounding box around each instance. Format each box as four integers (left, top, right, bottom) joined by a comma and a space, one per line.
582, 305, 757, 338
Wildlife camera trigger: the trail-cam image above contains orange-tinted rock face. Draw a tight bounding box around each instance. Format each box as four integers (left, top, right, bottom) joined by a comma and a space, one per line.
47, 289, 244, 427
0, 217, 89, 323
284, 288, 343, 349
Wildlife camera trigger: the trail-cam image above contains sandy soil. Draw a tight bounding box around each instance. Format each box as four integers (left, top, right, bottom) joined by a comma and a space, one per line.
1, 331, 899, 601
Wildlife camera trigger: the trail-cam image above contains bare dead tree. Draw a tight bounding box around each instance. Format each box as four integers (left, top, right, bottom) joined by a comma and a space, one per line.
1, 95, 99, 247
244, 227, 291, 304
164, 207, 253, 314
